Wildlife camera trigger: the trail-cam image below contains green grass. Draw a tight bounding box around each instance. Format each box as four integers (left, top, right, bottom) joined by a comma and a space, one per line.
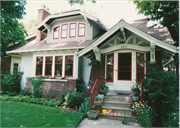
1, 101, 84, 127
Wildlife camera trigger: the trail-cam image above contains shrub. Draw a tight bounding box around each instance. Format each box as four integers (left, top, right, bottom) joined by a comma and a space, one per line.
46, 94, 56, 100
78, 98, 90, 116
19, 90, 32, 96
58, 93, 66, 105
62, 92, 85, 108
1, 72, 22, 93
76, 83, 86, 96
29, 77, 46, 98
142, 65, 179, 127
134, 101, 153, 127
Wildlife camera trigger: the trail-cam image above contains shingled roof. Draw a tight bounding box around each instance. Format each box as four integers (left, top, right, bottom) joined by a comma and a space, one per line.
129, 18, 174, 43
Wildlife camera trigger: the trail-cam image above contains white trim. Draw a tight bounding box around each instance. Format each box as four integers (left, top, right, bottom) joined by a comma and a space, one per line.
78, 21, 178, 57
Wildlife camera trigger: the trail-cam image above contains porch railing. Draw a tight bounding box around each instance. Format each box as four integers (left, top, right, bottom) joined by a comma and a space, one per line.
90, 78, 105, 109
140, 79, 143, 103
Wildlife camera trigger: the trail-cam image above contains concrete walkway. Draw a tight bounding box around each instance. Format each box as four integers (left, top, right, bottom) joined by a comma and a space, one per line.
77, 117, 143, 128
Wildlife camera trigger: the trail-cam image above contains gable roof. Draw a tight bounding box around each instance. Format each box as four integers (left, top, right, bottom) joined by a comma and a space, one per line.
37, 9, 107, 33
78, 19, 178, 57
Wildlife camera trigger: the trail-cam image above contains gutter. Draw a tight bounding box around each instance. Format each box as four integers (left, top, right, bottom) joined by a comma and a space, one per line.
163, 56, 174, 67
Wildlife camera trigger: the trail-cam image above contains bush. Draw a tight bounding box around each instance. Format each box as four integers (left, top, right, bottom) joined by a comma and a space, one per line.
142, 65, 179, 127
76, 83, 86, 96
78, 98, 90, 116
58, 93, 66, 105
19, 90, 32, 96
134, 101, 153, 127
46, 94, 56, 100
62, 92, 85, 108
1, 72, 22, 93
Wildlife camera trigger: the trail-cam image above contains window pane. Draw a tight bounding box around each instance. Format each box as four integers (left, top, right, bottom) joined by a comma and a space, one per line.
79, 28, 84, 36
13, 63, 18, 73
137, 68, 144, 80
66, 56, 73, 63
55, 64, 62, 76
79, 24, 85, 27
37, 57, 43, 64
107, 54, 113, 81
118, 72, 131, 80
70, 29, 75, 37
36, 65, 42, 75
45, 64, 52, 76
70, 24, 76, 28
62, 25, 67, 29
61, 30, 67, 37
65, 64, 73, 76
53, 31, 59, 38
55, 57, 62, 63
46, 57, 52, 63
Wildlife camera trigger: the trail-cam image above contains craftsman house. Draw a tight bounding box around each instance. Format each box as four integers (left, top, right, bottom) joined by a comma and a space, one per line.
7, 6, 178, 96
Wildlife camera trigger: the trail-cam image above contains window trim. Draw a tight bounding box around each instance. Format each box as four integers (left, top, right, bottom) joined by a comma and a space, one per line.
54, 56, 63, 78
65, 55, 74, 77
69, 23, 77, 38
53, 26, 60, 40
45, 56, 53, 77
106, 53, 114, 83
35, 56, 44, 77
61, 24, 68, 39
117, 52, 132, 81
136, 52, 145, 83
78, 23, 86, 37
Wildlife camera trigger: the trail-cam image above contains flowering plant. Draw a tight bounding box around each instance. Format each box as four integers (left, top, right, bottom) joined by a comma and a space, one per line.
131, 83, 140, 96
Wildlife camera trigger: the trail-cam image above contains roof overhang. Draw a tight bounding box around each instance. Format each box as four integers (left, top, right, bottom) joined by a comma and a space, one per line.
36, 10, 107, 33
78, 20, 178, 57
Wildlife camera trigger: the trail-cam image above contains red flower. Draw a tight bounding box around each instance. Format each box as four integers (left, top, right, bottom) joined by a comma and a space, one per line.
135, 99, 137, 101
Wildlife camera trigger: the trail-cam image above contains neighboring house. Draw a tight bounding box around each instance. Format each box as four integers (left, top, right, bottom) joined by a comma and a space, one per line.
7, 6, 179, 96
1, 32, 36, 74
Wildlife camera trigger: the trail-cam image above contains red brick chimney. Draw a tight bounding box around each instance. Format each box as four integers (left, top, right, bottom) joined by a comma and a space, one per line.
36, 5, 51, 42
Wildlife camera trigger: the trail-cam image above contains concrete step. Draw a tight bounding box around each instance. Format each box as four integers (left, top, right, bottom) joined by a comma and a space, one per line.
102, 101, 131, 108
102, 106, 132, 114
104, 96, 132, 103
99, 113, 137, 122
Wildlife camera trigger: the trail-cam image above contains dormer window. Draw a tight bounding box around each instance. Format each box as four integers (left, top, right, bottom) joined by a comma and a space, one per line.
78, 23, 86, 37
61, 24, 68, 39
69, 23, 76, 38
53, 26, 60, 39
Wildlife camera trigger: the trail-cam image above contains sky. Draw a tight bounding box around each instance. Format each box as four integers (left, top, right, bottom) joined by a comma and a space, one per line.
22, 0, 147, 28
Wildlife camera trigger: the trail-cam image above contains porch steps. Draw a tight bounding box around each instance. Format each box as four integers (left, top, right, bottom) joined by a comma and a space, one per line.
98, 93, 137, 122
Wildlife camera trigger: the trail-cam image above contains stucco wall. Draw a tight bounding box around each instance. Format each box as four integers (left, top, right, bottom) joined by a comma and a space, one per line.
47, 16, 93, 43
79, 57, 92, 88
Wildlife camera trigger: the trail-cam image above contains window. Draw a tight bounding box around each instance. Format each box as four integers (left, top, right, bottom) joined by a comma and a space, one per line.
53, 26, 60, 39
61, 24, 68, 38
13, 63, 18, 73
118, 53, 132, 80
65, 55, 73, 77
55, 56, 63, 77
45, 56, 53, 77
78, 23, 85, 37
36, 57, 43, 76
106, 53, 114, 82
69, 23, 76, 38
136, 52, 145, 83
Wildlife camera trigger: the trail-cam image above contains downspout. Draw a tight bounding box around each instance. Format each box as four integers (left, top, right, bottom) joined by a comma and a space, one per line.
163, 56, 174, 67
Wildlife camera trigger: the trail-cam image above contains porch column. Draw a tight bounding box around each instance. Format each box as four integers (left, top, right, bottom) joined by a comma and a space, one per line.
150, 42, 156, 64
93, 47, 101, 61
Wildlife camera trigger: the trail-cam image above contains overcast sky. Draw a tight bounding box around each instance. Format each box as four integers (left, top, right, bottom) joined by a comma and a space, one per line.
22, 0, 147, 28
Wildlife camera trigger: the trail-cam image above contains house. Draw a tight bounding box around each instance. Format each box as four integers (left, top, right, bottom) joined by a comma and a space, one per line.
6, 6, 179, 97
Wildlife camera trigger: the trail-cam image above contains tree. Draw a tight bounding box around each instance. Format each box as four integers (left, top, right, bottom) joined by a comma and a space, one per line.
67, 0, 96, 5
24, 16, 37, 34
1, 1, 27, 58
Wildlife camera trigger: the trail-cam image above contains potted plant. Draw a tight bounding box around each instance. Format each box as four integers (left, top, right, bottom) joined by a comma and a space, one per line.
94, 96, 103, 105
99, 84, 109, 96
94, 104, 102, 113
131, 83, 140, 101
87, 110, 99, 120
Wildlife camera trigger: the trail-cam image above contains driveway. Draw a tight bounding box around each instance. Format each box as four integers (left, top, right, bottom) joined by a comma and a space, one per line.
77, 117, 142, 128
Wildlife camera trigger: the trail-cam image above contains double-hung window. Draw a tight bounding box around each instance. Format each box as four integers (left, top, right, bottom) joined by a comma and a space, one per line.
78, 23, 86, 37
136, 52, 145, 83
36, 57, 43, 76
53, 26, 60, 39
65, 55, 73, 77
69, 23, 76, 38
61, 24, 68, 39
55, 56, 63, 77
45, 56, 53, 77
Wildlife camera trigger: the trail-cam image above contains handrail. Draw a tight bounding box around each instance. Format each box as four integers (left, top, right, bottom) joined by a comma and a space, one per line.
90, 78, 105, 109
140, 79, 143, 103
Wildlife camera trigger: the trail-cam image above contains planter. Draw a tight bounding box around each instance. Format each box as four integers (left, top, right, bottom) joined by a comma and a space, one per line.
98, 94, 104, 99
132, 96, 139, 101
87, 110, 99, 120
131, 110, 137, 116
94, 100, 103, 105
94, 107, 102, 113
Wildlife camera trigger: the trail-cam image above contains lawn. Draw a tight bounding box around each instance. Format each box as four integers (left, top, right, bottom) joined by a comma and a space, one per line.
1, 101, 84, 127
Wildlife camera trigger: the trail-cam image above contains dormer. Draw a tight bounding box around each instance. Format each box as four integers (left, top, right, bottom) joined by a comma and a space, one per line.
36, 9, 107, 43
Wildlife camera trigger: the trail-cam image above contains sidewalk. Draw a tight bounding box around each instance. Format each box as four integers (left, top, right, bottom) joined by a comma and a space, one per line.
77, 117, 143, 128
